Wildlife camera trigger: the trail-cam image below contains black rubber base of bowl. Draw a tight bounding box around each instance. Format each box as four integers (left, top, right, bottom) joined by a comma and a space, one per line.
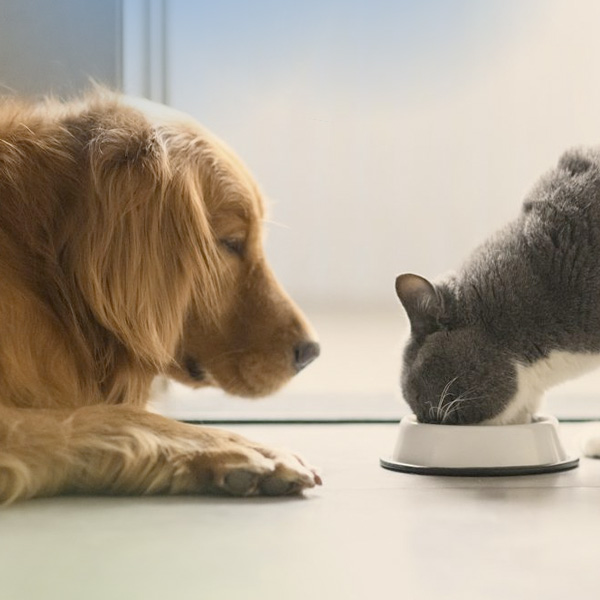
379, 456, 580, 477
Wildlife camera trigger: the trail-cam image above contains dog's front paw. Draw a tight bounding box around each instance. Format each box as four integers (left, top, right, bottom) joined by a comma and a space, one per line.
188, 431, 322, 497
253, 445, 323, 496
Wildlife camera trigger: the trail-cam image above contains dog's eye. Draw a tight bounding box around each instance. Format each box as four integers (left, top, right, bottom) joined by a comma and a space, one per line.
220, 238, 245, 257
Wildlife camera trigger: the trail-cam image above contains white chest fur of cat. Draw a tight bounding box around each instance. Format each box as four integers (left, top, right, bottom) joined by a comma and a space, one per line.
489, 351, 600, 426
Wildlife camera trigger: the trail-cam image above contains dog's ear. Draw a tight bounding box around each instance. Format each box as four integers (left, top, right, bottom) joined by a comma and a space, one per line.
72, 120, 221, 367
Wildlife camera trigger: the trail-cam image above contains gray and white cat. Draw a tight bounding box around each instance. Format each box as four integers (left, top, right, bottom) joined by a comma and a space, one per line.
396, 148, 600, 455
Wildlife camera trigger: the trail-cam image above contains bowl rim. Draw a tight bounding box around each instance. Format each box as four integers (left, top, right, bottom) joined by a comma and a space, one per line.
400, 413, 558, 430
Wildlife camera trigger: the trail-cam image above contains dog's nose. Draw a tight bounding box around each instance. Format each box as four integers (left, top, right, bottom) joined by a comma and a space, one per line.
293, 341, 320, 372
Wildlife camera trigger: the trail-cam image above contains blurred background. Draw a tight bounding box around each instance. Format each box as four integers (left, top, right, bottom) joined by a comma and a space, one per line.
3, 0, 600, 416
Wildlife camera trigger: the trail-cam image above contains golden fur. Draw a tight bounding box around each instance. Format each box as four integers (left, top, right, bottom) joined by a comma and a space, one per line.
0, 90, 320, 503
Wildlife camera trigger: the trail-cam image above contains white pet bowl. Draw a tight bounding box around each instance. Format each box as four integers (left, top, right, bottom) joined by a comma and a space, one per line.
380, 414, 579, 476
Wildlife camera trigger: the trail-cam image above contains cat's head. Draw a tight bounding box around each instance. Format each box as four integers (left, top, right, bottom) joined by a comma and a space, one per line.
396, 273, 525, 424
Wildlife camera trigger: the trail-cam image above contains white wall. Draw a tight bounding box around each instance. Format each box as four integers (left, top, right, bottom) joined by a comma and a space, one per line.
0, 0, 120, 96
7, 1, 600, 311
163, 0, 600, 310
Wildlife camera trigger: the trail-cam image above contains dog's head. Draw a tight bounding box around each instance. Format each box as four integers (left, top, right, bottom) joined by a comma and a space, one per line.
164, 111, 321, 397
68, 95, 319, 399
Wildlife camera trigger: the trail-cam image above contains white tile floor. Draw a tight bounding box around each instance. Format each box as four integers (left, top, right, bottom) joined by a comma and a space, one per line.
1, 421, 599, 600
3, 309, 600, 600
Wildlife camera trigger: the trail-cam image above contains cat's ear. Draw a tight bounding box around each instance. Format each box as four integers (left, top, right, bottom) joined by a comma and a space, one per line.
395, 273, 443, 335
558, 150, 594, 176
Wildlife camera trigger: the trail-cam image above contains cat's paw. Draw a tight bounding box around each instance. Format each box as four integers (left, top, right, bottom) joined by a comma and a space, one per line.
582, 434, 600, 458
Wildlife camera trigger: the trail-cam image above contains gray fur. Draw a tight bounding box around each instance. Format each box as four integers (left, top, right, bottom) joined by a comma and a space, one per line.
397, 148, 600, 424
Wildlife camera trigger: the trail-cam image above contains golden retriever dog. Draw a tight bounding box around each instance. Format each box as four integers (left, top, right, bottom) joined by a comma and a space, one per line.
0, 90, 321, 503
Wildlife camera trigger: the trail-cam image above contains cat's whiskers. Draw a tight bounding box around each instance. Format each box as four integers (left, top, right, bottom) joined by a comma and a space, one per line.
440, 395, 466, 423
434, 393, 447, 422
440, 390, 486, 423
434, 376, 460, 422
